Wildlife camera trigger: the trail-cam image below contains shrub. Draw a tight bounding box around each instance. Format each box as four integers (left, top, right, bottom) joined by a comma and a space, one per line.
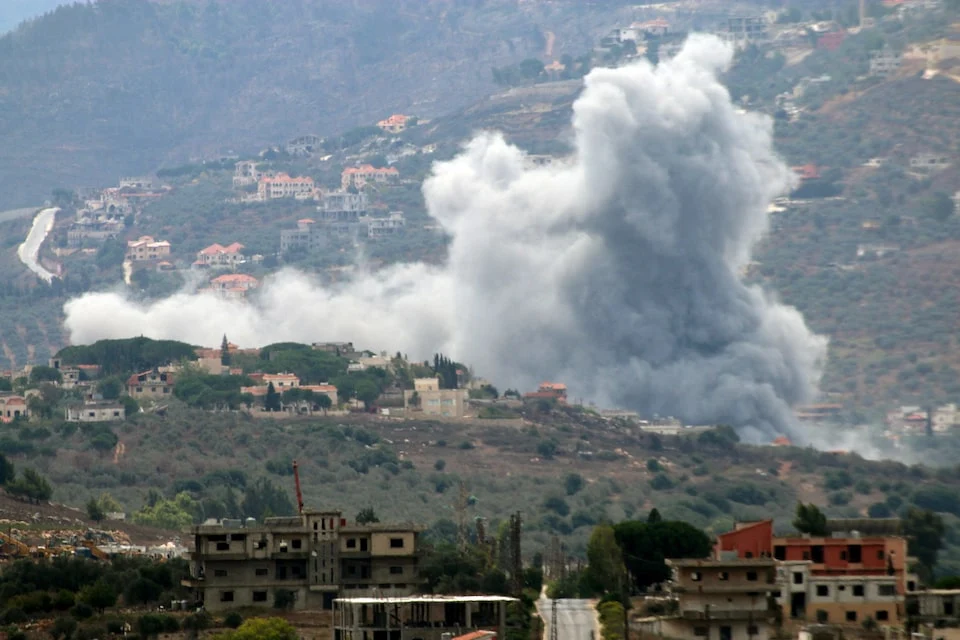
829, 491, 852, 506
224, 612, 243, 629
564, 473, 585, 496
536, 440, 557, 459
434, 459, 446, 471
544, 496, 570, 517
868, 502, 892, 518
646, 459, 661, 472
649, 474, 673, 491
458, 441, 474, 450
69, 603, 93, 620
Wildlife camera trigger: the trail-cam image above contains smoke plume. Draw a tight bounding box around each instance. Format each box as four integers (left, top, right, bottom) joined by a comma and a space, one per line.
64, 35, 826, 443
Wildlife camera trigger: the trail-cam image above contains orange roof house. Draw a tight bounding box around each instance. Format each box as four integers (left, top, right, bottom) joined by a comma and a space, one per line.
377, 114, 410, 133
792, 164, 821, 181
257, 173, 315, 200
195, 242, 246, 268
341, 165, 400, 190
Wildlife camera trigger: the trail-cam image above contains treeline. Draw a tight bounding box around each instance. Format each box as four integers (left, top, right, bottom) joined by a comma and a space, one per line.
57, 337, 197, 376
0, 454, 53, 504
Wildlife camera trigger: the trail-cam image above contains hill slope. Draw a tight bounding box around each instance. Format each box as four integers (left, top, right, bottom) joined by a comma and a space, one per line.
0, 0, 622, 207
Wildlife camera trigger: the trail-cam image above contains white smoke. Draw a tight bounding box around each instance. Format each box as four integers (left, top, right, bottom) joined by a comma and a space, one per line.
64, 35, 827, 443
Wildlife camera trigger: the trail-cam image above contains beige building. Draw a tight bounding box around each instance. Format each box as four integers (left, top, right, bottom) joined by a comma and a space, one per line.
127, 369, 174, 398
404, 378, 469, 418
334, 595, 515, 640
126, 236, 171, 261
183, 511, 422, 612
65, 401, 125, 423
657, 558, 778, 640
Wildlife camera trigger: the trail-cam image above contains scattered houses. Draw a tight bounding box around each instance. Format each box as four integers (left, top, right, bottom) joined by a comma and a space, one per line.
207, 274, 259, 299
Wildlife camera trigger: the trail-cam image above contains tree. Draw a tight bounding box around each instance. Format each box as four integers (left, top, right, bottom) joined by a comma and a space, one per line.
564, 473, 584, 496
315, 393, 332, 412
220, 334, 231, 366
125, 577, 163, 605
29, 365, 62, 384
519, 58, 545, 81
356, 507, 380, 524
79, 579, 116, 613
7, 468, 53, 503
132, 492, 197, 529
264, 382, 281, 412
0, 454, 14, 486
274, 588, 296, 610
647, 508, 662, 524
583, 524, 626, 598
86, 498, 105, 523
923, 191, 954, 223
614, 519, 712, 592
355, 379, 381, 409
51, 616, 77, 640
903, 507, 945, 581
96, 376, 124, 400
793, 503, 828, 536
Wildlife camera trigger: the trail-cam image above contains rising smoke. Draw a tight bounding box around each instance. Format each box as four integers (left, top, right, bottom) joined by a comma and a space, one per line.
64, 35, 826, 443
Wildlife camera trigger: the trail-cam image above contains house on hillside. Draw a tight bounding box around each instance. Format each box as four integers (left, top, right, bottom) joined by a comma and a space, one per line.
909, 152, 951, 173
208, 274, 259, 299
869, 47, 902, 77
0, 395, 29, 423
367, 212, 406, 238
195, 243, 246, 269
341, 165, 400, 190
403, 378, 468, 418
127, 370, 174, 399
376, 114, 410, 134
126, 236, 171, 262
66, 400, 125, 423
257, 173, 315, 200
524, 382, 567, 403
232, 161, 262, 187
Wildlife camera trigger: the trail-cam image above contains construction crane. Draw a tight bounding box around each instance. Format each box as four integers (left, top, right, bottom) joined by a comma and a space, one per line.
293, 460, 304, 514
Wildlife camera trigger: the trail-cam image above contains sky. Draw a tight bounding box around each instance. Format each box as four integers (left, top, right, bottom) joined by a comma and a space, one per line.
0, 0, 72, 34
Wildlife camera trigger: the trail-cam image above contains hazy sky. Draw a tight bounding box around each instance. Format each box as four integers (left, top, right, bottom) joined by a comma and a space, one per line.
0, 0, 71, 34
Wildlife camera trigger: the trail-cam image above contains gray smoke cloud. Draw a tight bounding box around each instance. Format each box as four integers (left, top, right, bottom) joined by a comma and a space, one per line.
63, 34, 826, 443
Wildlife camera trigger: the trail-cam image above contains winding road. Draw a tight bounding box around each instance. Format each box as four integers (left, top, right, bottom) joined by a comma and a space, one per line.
17, 206, 59, 282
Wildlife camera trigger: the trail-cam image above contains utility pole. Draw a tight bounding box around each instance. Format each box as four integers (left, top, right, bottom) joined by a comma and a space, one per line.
551, 598, 558, 640
510, 511, 523, 595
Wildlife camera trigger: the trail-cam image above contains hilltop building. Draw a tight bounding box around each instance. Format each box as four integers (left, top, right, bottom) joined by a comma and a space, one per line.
208, 274, 259, 299
127, 369, 174, 399
280, 191, 370, 254
233, 161, 262, 187
195, 243, 246, 269
377, 114, 411, 134
404, 378, 469, 418
341, 165, 400, 190
257, 173, 315, 200
183, 510, 422, 611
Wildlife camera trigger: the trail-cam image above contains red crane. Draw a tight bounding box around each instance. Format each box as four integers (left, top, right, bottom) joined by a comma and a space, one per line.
292, 460, 304, 514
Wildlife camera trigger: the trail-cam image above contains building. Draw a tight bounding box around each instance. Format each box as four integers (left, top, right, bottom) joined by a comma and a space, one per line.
257, 173, 315, 200
119, 177, 154, 191
65, 400, 125, 422
869, 47, 902, 77
341, 165, 400, 191
233, 161, 262, 188
195, 243, 246, 269
367, 212, 406, 238
0, 395, 29, 423
655, 558, 778, 640
377, 114, 410, 134
126, 236, 171, 262
334, 595, 515, 640
404, 378, 469, 418
280, 191, 370, 254
182, 510, 422, 611
724, 15, 768, 48
127, 369, 174, 398
717, 520, 915, 625
909, 153, 951, 172
817, 31, 847, 51
209, 274, 259, 298
285, 134, 323, 158
524, 382, 568, 403
907, 589, 960, 626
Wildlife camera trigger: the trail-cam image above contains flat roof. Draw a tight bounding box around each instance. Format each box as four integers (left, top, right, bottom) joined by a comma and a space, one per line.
668, 558, 775, 568
335, 595, 518, 604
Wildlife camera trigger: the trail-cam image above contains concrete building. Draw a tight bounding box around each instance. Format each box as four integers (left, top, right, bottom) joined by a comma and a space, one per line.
119, 177, 154, 191
281, 191, 369, 254
127, 369, 174, 399
403, 378, 469, 418
909, 153, 951, 173
341, 165, 400, 190
367, 212, 406, 238
333, 595, 515, 640
208, 274, 259, 299
182, 511, 422, 612
258, 173, 315, 200
658, 558, 778, 640
908, 589, 960, 625
233, 161, 262, 187
377, 114, 410, 134
126, 236, 171, 262
724, 15, 768, 49
0, 395, 29, 423
65, 401, 125, 423
869, 47, 902, 77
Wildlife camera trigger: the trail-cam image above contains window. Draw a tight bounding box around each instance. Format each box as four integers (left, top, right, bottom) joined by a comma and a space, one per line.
877, 550, 885, 560
346, 538, 357, 549
802, 551, 810, 560
908, 581, 916, 592
878, 584, 896, 597
88, 412, 96, 418
694, 628, 708, 637
719, 572, 730, 581
360, 538, 369, 552
255, 568, 269, 576
793, 572, 803, 585
692, 572, 703, 582
214, 569, 228, 577
390, 538, 404, 549
292, 539, 302, 550
840, 551, 847, 561
220, 591, 234, 603
745, 552, 753, 558
216, 542, 230, 551
390, 566, 404, 575
846, 611, 857, 622
816, 585, 829, 597
113, 411, 121, 417
256, 539, 267, 550
876, 611, 889, 621
848, 545, 862, 563
748, 626, 758, 635
746, 571, 758, 582
853, 585, 864, 597
253, 591, 267, 602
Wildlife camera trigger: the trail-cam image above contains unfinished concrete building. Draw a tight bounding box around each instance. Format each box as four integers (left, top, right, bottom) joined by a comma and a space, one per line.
333, 595, 516, 640
182, 510, 422, 612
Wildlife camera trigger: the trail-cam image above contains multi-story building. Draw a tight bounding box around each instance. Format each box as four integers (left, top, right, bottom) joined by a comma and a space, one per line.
367, 212, 406, 238
195, 243, 246, 269
654, 558, 779, 640
376, 114, 410, 134
869, 48, 902, 77
126, 236, 171, 262
723, 15, 768, 49
126, 369, 175, 399
65, 400, 125, 423
404, 378, 469, 418
717, 520, 916, 626
341, 165, 400, 190
232, 161, 262, 187
257, 173, 315, 200
280, 192, 370, 254
334, 595, 515, 640
208, 274, 259, 299
0, 395, 29, 423
182, 511, 422, 612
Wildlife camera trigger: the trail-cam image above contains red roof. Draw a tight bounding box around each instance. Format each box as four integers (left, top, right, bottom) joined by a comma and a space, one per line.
211, 274, 258, 284
792, 164, 821, 180
199, 242, 245, 256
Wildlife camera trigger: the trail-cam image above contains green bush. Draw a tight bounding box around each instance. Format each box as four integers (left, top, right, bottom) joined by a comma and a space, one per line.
224, 612, 243, 629
649, 474, 673, 491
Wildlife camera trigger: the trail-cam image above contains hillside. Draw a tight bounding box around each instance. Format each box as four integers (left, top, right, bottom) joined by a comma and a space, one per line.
0, 0, 626, 207
11, 405, 960, 576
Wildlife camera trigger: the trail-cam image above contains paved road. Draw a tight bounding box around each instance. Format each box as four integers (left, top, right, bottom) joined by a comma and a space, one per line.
538, 597, 597, 640
17, 206, 58, 282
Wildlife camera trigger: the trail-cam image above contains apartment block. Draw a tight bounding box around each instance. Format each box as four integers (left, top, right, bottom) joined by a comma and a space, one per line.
334, 595, 515, 640
659, 558, 779, 640
182, 510, 422, 612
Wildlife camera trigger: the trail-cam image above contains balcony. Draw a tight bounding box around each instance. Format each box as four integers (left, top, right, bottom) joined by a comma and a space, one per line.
674, 583, 775, 594
679, 609, 774, 621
